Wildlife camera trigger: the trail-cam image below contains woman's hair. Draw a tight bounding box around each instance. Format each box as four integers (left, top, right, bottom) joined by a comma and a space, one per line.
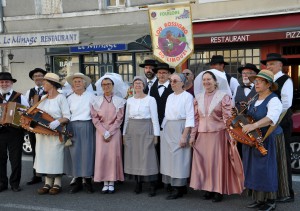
202, 71, 218, 88
46, 79, 62, 89
102, 78, 114, 86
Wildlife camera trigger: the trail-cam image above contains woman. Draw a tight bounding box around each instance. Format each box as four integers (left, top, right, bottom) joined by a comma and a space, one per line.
91, 74, 126, 194
64, 73, 95, 194
189, 70, 244, 202
160, 73, 194, 200
34, 73, 71, 195
242, 69, 283, 211
123, 76, 160, 197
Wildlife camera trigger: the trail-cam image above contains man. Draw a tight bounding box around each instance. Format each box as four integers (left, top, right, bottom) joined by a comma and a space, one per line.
150, 63, 175, 192
233, 63, 259, 113
139, 59, 158, 95
233, 63, 259, 158
0, 72, 29, 192
182, 69, 195, 97
25, 68, 47, 185
261, 53, 294, 203
207, 55, 239, 95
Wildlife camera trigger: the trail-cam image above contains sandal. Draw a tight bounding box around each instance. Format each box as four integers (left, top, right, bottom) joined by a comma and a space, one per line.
37, 184, 51, 195
49, 185, 62, 195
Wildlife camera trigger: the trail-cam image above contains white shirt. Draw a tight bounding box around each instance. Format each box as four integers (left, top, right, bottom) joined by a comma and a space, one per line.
228, 74, 240, 96
123, 95, 160, 136
158, 80, 170, 97
1, 89, 29, 107
146, 77, 157, 95
25, 85, 44, 102
274, 71, 293, 112
232, 83, 254, 99
163, 91, 194, 128
67, 91, 94, 121
254, 97, 282, 125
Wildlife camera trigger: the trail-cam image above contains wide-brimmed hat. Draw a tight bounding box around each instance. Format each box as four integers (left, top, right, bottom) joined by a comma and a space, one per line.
139, 59, 158, 68
152, 63, 175, 74
206, 55, 229, 65
249, 69, 278, 91
43, 73, 64, 86
29, 68, 47, 80
260, 53, 287, 65
0, 72, 17, 83
238, 63, 260, 74
66, 73, 91, 88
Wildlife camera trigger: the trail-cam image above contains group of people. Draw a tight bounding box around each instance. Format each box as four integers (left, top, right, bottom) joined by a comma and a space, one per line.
0, 52, 294, 211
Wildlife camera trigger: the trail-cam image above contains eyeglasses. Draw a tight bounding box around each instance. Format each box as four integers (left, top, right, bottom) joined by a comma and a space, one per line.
157, 71, 169, 75
101, 83, 112, 87
169, 79, 182, 84
241, 72, 255, 76
33, 74, 44, 78
253, 79, 267, 84
182, 73, 190, 76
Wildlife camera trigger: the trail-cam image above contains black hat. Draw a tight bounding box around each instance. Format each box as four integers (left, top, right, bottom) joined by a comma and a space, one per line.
139, 59, 158, 68
238, 63, 260, 74
0, 72, 17, 83
206, 55, 229, 65
260, 53, 287, 65
29, 68, 47, 80
152, 63, 175, 74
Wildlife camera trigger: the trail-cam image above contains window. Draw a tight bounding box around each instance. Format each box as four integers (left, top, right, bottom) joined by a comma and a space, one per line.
35, 0, 63, 15
107, 0, 126, 7
116, 54, 133, 82
53, 56, 79, 81
188, 48, 260, 81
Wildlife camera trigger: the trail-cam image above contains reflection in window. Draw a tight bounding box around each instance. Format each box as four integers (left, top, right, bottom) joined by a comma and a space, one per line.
53, 56, 79, 81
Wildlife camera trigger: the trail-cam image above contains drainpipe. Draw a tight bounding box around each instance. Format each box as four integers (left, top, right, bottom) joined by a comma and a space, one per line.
0, 0, 3, 72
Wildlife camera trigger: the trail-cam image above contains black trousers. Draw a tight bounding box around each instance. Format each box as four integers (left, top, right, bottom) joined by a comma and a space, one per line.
280, 109, 294, 198
0, 127, 24, 188
28, 132, 38, 177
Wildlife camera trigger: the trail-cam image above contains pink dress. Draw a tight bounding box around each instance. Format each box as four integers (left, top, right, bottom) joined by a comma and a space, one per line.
190, 90, 244, 195
91, 95, 125, 182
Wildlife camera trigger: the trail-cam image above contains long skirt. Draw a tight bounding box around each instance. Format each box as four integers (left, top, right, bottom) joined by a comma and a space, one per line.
190, 130, 244, 194
34, 134, 64, 177
160, 120, 191, 186
93, 126, 124, 182
124, 119, 158, 182
64, 120, 95, 177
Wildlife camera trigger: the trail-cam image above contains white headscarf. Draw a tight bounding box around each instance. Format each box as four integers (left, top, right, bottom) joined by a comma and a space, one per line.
95, 73, 128, 98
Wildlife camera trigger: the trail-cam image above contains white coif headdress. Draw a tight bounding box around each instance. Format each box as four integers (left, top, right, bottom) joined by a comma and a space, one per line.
95, 73, 129, 98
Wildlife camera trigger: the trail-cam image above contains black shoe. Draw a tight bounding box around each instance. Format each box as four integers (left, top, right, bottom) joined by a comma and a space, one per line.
108, 185, 115, 194
0, 185, 8, 192
276, 196, 294, 203
258, 202, 276, 211
166, 184, 173, 193
11, 186, 21, 192
148, 186, 156, 197
247, 201, 265, 208
69, 178, 82, 194
166, 188, 183, 200
27, 176, 42, 185
203, 191, 214, 200
212, 193, 223, 202
84, 179, 94, 194
134, 182, 142, 194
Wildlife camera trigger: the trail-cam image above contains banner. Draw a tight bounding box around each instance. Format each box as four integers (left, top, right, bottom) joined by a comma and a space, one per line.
148, 2, 194, 68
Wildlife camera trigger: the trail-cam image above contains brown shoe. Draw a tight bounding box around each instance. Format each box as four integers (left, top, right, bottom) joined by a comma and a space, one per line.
49, 185, 62, 195
37, 184, 51, 195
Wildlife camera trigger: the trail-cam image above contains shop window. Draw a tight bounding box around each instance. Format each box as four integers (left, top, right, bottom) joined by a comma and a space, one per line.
116, 54, 133, 82
188, 48, 260, 81
53, 56, 79, 81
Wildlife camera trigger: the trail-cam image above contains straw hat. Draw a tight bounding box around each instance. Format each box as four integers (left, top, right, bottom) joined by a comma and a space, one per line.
43, 73, 64, 86
66, 73, 91, 88
248, 69, 278, 91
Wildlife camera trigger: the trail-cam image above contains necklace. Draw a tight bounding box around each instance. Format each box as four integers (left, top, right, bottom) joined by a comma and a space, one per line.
104, 95, 112, 103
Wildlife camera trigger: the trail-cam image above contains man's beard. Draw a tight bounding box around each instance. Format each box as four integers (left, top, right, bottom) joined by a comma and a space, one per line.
0, 87, 12, 94
145, 72, 155, 79
243, 78, 250, 84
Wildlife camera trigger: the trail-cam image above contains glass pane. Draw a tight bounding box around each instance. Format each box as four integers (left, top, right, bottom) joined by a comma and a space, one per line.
253, 49, 260, 56
84, 55, 98, 62
53, 56, 79, 81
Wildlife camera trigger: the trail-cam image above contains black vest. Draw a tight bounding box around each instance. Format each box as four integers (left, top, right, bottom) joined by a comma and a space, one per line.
0, 91, 21, 104
150, 80, 174, 127
28, 87, 46, 106
274, 74, 292, 127
234, 85, 257, 112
